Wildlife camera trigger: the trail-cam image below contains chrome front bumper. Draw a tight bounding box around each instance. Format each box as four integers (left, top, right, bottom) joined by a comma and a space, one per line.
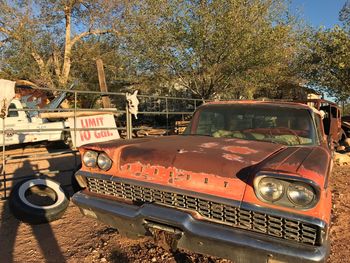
72, 191, 329, 263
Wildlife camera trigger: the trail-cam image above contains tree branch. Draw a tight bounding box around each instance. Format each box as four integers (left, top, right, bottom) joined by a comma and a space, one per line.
70, 29, 119, 48
0, 26, 11, 35
52, 48, 61, 77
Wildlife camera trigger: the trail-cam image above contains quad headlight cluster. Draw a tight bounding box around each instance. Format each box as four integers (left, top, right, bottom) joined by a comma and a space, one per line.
254, 175, 319, 209
82, 150, 112, 171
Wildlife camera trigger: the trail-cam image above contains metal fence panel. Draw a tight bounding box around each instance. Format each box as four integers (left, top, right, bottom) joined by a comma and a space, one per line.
0, 87, 202, 199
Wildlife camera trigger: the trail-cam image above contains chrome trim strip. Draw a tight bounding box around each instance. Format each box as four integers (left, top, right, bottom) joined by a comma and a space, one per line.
72, 191, 330, 263
76, 170, 327, 230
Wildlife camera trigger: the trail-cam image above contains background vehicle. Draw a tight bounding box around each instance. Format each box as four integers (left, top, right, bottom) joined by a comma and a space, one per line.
304, 99, 343, 144
0, 98, 68, 146
341, 115, 350, 140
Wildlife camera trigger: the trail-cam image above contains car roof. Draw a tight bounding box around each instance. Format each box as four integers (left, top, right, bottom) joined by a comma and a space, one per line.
203, 100, 313, 110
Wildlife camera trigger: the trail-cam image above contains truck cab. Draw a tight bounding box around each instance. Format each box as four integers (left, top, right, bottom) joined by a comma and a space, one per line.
0, 99, 67, 146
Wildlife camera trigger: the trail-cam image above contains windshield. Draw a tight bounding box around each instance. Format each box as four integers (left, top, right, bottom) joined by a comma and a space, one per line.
186, 104, 317, 146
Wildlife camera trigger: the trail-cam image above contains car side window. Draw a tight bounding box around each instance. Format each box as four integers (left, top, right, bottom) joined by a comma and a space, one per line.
330, 106, 337, 118
7, 103, 19, 118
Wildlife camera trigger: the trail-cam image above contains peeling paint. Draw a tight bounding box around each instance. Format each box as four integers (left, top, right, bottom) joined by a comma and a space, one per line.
223, 146, 258, 155
222, 153, 244, 162
200, 142, 219, 148
117, 161, 247, 201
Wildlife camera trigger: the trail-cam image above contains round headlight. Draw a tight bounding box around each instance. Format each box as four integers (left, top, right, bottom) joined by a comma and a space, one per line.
83, 151, 98, 168
287, 183, 315, 207
258, 178, 284, 202
97, 153, 112, 171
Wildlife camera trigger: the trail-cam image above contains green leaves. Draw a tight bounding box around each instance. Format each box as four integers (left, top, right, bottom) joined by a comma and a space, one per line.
299, 26, 350, 101
3, 0, 346, 103
124, 0, 299, 99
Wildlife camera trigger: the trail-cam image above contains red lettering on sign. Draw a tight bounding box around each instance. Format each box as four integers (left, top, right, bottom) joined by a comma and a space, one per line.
80, 131, 91, 141
94, 130, 114, 139
97, 117, 104, 126
88, 118, 97, 127
76, 116, 115, 143
80, 119, 86, 128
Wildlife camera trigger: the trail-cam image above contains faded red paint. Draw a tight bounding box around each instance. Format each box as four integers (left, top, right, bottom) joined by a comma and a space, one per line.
200, 142, 219, 148
222, 153, 243, 162
223, 146, 258, 155
242, 181, 332, 223
226, 139, 251, 144
205, 100, 312, 110
79, 100, 333, 224
115, 162, 247, 201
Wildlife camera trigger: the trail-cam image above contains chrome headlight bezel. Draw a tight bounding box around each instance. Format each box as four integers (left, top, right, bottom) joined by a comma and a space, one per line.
82, 150, 113, 171
82, 150, 98, 168
257, 177, 284, 202
97, 152, 113, 171
287, 182, 316, 207
253, 173, 320, 210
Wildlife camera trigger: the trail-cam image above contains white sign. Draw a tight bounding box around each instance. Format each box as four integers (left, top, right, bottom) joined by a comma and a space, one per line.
0, 79, 16, 117
68, 114, 120, 147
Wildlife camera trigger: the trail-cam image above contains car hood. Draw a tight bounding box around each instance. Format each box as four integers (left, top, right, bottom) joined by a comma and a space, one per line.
256, 146, 330, 185
116, 136, 283, 178
85, 136, 286, 201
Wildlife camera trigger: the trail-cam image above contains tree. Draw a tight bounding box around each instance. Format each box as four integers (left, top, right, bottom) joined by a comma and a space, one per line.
124, 0, 302, 99
0, 0, 124, 89
299, 26, 350, 101
340, 0, 350, 27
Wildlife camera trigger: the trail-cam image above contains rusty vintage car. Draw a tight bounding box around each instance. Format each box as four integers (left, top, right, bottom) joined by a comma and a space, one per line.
342, 115, 350, 140
303, 99, 343, 144
72, 101, 332, 263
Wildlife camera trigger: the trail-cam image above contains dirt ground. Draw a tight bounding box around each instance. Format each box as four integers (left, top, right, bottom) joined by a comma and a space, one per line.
0, 145, 349, 263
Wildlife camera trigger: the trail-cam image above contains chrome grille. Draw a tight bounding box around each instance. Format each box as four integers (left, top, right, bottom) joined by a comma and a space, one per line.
86, 177, 320, 245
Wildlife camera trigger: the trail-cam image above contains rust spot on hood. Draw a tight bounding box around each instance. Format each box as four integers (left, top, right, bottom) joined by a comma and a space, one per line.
222, 146, 258, 155
115, 136, 283, 179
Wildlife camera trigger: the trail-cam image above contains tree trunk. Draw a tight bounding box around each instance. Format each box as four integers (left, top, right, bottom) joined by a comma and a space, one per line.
59, 4, 73, 88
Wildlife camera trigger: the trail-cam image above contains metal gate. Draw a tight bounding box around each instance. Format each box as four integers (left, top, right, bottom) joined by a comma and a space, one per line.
0, 87, 202, 200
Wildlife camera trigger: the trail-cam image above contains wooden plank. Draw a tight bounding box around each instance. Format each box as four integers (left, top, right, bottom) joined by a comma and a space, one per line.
96, 59, 111, 108
39, 111, 116, 119
175, 120, 190, 134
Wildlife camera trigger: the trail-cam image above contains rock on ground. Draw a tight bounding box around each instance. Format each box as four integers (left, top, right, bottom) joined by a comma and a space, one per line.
343, 138, 350, 147
334, 152, 350, 166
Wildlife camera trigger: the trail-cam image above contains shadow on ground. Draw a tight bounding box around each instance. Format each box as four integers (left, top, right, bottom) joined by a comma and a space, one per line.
0, 143, 80, 263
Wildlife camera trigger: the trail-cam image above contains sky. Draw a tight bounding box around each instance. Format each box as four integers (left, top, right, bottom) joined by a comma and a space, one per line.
291, 0, 346, 28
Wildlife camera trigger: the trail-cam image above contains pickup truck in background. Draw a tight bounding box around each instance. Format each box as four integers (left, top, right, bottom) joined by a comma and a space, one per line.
0, 98, 69, 146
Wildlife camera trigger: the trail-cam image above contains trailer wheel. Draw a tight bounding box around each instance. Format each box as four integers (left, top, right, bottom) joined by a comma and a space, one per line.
9, 178, 69, 224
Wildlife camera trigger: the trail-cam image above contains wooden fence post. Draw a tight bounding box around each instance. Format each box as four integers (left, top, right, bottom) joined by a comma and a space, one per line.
96, 59, 111, 108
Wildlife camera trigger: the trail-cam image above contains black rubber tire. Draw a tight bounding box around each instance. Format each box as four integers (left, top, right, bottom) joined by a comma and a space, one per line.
9, 178, 69, 224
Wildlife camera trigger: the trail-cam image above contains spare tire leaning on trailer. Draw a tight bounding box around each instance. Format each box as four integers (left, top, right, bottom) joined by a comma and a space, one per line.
9, 178, 69, 224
